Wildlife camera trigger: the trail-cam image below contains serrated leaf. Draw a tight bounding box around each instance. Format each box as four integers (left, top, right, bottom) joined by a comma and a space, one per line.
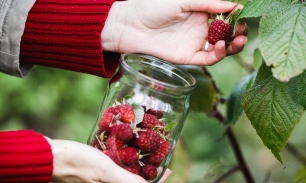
132, 105, 145, 125
241, 63, 306, 163
226, 72, 256, 125
238, 0, 282, 19
179, 66, 218, 113
253, 48, 263, 72
259, 2, 306, 81
165, 122, 178, 132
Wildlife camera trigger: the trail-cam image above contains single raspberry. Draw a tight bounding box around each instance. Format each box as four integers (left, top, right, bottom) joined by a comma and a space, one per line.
124, 163, 141, 175
104, 150, 122, 166
147, 109, 164, 119
140, 164, 158, 180
136, 129, 161, 153
146, 140, 171, 166
98, 108, 115, 132
111, 123, 133, 142
115, 104, 135, 123
118, 146, 139, 165
207, 15, 234, 45
140, 113, 159, 129
106, 134, 125, 151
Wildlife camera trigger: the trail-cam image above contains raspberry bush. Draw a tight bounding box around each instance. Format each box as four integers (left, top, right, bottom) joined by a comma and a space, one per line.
177, 0, 306, 182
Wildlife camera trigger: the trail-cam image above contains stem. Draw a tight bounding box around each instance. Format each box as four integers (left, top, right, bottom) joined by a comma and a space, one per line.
232, 54, 254, 74
212, 110, 255, 183
286, 142, 306, 166
213, 165, 241, 183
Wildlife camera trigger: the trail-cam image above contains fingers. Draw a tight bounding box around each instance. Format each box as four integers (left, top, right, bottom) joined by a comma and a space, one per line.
226, 35, 247, 56
189, 40, 227, 65
185, 0, 242, 14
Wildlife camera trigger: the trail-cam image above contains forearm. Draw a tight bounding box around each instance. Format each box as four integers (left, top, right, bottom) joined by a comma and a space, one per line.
0, 130, 53, 183
20, 0, 120, 78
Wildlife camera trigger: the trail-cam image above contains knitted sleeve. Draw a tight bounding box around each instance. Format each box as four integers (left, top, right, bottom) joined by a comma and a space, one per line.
0, 130, 53, 183
20, 0, 120, 78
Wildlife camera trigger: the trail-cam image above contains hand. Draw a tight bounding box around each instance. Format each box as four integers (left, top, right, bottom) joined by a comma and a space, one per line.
45, 138, 147, 183
102, 0, 248, 66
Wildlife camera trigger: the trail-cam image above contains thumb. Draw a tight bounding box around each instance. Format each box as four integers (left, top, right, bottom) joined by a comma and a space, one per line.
184, 0, 241, 14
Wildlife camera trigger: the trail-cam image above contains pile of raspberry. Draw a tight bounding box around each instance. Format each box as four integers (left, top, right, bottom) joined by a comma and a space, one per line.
90, 103, 171, 181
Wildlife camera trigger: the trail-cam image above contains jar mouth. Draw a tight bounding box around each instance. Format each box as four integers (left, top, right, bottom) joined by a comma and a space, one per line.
120, 53, 196, 95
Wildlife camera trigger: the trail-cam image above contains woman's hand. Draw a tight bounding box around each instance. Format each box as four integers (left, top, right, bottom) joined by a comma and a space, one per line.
46, 138, 147, 183
102, 0, 248, 66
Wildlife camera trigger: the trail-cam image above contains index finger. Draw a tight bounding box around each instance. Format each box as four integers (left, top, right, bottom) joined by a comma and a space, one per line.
181, 0, 241, 14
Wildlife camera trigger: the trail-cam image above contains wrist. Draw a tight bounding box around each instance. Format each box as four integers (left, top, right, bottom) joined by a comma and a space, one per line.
102, 1, 127, 52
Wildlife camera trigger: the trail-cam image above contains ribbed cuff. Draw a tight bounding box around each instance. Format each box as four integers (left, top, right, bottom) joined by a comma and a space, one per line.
0, 130, 53, 183
20, 0, 120, 78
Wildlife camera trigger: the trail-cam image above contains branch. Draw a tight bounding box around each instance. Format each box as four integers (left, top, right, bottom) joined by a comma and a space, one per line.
212, 110, 255, 183
285, 142, 306, 166
213, 165, 241, 183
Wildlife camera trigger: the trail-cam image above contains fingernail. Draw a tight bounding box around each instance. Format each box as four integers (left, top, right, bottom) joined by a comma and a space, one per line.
244, 37, 248, 44
242, 22, 247, 32
221, 40, 226, 50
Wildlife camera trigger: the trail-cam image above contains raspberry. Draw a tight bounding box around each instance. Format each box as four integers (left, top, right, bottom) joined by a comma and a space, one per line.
140, 165, 158, 180
98, 108, 115, 132
115, 104, 135, 123
146, 140, 171, 166
140, 113, 159, 129
118, 146, 139, 165
106, 134, 125, 151
136, 129, 161, 153
124, 163, 141, 175
104, 150, 122, 166
111, 123, 133, 142
207, 15, 234, 45
90, 130, 107, 150
147, 109, 163, 119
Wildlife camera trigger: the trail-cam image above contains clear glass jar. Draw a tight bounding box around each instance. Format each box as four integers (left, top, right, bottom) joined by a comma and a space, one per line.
87, 53, 196, 182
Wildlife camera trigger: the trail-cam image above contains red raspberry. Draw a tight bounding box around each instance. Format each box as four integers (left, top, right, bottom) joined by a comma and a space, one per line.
118, 146, 139, 165
207, 15, 233, 45
136, 129, 161, 153
98, 108, 115, 132
124, 163, 141, 175
90, 129, 107, 150
147, 109, 163, 119
106, 134, 125, 151
115, 104, 135, 123
111, 123, 133, 142
140, 165, 158, 180
140, 113, 159, 129
104, 150, 122, 166
146, 140, 171, 166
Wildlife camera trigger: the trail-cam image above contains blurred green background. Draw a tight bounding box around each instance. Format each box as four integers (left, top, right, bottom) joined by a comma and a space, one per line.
1, 18, 306, 183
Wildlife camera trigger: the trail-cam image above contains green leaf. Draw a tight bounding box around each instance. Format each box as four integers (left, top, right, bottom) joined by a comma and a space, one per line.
291, 167, 306, 183
165, 122, 178, 132
179, 66, 218, 113
253, 48, 263, 72
241, 63, 306, 163
238, 0, 283, 19
259, 2, 306, 81
133, 105, 145, 125
226, 72, 256, 125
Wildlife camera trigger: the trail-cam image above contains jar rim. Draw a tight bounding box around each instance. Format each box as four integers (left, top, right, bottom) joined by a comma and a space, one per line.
120, 53, 196, 95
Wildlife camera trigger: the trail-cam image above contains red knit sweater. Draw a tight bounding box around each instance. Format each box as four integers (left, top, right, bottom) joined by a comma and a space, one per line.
1, 0, 118, 182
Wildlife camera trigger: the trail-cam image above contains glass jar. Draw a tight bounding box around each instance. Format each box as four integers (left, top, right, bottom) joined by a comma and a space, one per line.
87, 53, 196, 182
